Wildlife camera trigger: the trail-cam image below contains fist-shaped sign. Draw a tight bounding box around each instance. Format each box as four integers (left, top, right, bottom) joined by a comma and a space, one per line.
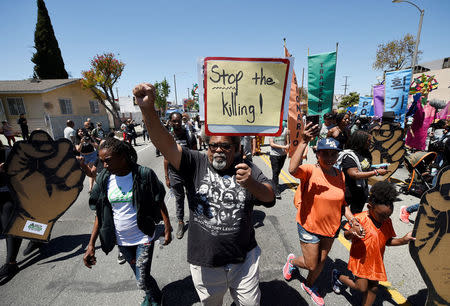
369, 123, 406, 185
410, 166, 450, 306
5, 130, 85, 241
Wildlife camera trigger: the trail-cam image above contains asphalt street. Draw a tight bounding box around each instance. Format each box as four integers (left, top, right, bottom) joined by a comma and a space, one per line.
0, 137, 428, 306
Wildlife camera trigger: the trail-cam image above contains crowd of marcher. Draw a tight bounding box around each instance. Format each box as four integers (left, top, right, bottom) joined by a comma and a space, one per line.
1, 85, 449, 306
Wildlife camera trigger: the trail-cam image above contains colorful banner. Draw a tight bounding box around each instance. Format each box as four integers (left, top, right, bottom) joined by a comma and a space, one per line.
285, 47, 302, 157
357, 96, 373, 116
385, 69, 412, 127
308, 51, 336, 119
373, 84, 384, 118
203, 57, 293, 135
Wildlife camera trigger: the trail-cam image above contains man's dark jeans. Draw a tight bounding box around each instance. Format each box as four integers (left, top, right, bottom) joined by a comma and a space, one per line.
269, 154, 287, 192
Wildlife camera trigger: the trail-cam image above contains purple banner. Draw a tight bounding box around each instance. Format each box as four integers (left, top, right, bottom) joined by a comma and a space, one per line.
373, 84, 384, 118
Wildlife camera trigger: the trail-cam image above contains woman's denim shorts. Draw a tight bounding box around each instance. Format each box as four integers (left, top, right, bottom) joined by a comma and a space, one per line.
297, 222, 338, 244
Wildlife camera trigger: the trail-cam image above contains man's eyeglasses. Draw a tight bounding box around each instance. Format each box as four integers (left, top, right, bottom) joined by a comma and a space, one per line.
208, 143, 233, 151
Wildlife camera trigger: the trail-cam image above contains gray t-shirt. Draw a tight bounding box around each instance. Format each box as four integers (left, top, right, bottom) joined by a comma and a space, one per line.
270, 128, 288, 156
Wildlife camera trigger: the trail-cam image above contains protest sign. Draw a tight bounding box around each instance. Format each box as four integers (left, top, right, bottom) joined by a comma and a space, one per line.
285, 46, 303, 157
369, 122, 405, 185
385, 69, 412, 127
308, 51, 336, 118
410, 166, 450, 306
5, 130, 85, 241
202, 57, 293, 135
373, 84, 384, 118
357, 96, 372, 116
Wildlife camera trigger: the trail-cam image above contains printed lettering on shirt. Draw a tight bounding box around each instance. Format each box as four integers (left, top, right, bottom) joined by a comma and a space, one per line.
192, 168, 245, 236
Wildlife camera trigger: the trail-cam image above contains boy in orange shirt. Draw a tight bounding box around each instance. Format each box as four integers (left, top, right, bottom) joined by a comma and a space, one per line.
331, 181, 415, 306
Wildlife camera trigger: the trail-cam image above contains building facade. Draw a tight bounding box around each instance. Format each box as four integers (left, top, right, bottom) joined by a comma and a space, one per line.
0, 78, 109, 139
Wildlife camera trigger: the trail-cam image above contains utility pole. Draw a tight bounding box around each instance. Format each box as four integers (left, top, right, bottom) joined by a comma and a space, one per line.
187, 88, 190, 99
173, 74, 178, 106
342, 76, 350, 95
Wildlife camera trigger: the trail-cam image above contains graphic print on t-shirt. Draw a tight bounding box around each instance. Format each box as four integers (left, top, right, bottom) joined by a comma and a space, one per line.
192, 167, 246, 237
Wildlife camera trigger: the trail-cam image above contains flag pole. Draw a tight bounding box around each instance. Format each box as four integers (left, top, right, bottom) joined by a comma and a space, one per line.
335, 42, 339, 111
307, 48, 309, 113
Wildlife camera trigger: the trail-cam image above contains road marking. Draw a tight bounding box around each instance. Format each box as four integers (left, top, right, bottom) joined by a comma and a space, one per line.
136, 144, 151, 153
258, 154, 411, 306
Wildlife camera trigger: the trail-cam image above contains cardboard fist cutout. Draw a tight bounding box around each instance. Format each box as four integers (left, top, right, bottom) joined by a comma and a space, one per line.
369, 123, 406, 185
4, 130, 85, 241
410, 166, 450, 306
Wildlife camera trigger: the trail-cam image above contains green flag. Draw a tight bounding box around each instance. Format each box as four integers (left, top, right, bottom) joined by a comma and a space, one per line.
308, 51, 337, 118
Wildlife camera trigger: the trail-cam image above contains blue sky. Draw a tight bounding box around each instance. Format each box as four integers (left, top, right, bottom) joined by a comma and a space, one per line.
1, 0, 449, 103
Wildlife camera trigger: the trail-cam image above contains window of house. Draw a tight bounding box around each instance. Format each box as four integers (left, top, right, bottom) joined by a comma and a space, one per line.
59, 99, 73, 114
6, 97, 26, 115
89, 100, 99, 113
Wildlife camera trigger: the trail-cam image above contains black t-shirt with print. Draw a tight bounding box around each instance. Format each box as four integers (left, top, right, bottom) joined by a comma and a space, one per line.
178, 147, 274, 267
342, 152, 371, 206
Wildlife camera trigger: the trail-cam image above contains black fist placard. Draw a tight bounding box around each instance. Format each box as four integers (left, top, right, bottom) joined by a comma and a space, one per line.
410, 166, 450, 306
5, 130, 85, 241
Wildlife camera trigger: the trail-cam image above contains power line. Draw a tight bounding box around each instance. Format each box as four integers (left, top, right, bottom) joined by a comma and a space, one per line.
342, 76, 350, 95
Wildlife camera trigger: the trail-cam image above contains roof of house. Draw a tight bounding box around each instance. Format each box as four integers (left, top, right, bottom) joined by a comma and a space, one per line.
418, 57, 450, 70
0, 78, 81, 94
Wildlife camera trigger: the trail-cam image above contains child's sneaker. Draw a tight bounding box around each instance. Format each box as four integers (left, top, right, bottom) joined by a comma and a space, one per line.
399, 206, 410, 224
331, 269, 344, 294
300, 283, 324, 306
282, 253, 296, 281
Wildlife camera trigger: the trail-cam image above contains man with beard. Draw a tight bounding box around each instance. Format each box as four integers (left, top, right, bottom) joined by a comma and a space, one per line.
134, 83, 275, 306
164, 112, 197, 239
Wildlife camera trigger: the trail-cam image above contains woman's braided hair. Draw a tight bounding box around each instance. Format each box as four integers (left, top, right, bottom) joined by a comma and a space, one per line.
99, 137, 137, 166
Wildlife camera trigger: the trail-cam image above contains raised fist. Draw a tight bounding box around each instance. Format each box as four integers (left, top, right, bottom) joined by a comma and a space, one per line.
133, 83, 156, 112
410, 166, 450, 306
369, 123, 406, 185
5, 130, 85, 241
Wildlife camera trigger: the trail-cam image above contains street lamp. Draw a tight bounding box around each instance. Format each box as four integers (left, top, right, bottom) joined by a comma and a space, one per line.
392, 0, 424, 73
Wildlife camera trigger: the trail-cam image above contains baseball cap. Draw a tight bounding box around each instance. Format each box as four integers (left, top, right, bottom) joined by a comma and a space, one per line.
316, 138, 341, 151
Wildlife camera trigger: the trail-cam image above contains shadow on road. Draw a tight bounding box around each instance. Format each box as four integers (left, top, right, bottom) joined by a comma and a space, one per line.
405, 288, 427, 305
18, 234, 92, 267
0, 234, 92, 286
331, 259, 398, 306
259, 280, 309, 305
161, 275, 199, 306
280, 182, 298, 192
253, 210, 266, 228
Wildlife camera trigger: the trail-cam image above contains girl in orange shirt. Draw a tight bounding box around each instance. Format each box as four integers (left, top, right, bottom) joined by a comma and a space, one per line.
283, 123, 362, 306
332, 181, 414, 306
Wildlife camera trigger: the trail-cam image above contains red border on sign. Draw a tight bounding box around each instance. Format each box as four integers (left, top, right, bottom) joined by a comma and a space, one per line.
203, 57, 290, 136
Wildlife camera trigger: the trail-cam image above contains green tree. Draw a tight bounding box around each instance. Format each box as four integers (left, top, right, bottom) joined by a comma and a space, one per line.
338, 92, 360, 109
154, 79, 170, 115
81, 53, 125, 128
31, 0, 68, 79
373, 34, 422, 71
